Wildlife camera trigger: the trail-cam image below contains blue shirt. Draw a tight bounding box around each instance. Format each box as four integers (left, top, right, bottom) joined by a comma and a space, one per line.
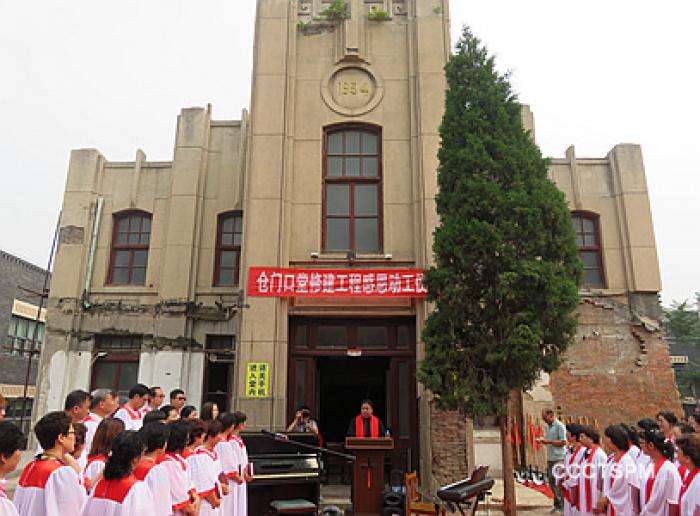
544, 418, 567, 462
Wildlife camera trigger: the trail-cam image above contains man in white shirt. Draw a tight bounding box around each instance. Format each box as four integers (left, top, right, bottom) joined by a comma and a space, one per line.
141, 386, 165, 415
113, 384, 149, 431
83, 389, 118, 459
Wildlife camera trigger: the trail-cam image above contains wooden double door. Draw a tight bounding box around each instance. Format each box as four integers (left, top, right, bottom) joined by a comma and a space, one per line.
288, 317, 418, 477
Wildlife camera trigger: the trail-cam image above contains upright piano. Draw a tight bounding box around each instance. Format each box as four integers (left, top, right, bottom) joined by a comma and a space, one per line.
243, 432, 322, 515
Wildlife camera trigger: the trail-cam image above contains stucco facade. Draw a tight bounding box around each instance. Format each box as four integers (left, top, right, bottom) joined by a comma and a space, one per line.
34, 0, 679, 490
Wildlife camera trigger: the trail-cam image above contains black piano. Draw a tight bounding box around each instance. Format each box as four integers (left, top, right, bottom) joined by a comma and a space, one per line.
243, 432, 322, 515
436, 465, 494, 516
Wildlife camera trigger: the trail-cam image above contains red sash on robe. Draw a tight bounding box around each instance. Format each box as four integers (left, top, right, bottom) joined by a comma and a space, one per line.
92, 474, 138, 503
18, 457, 63, 489
585, 446, 600, 512
355, 415, 379, 438
679, 468, 699, 508
119, 404, 142, 420
645, 458, 666, 503
562, 445, 584, 506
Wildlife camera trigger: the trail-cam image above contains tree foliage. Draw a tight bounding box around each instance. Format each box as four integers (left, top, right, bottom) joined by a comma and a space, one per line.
664, 296, 700, 347
419, 27, 581, 417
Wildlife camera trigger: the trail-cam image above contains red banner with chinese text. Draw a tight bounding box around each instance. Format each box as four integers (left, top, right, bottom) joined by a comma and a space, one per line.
247, 267, 427, 298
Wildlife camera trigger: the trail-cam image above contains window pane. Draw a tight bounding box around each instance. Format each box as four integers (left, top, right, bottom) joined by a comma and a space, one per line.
233, 233, 242, 246
141, 217, 151, 232
130, 216, 142, 233
128, 232, 140, 245
346, 157, 360, 176
345, 132, 360, 154
357, 326, 388, 348
16, 318, 28, 338
317, 326, 348, 348
355, 218, 379, 252
354, 185, 378, 215
116, 232, 128, 245
117, 217, 130, 233
218, 268, 234, 286
583, 269, 603, 288
326, 185, 350, 215
326, 219, 350, 251
222, 216, 234, 233
572, 216, 583, 233
294, 361, 307, 409
328, 132, 342, 154
327, 157, 343, 177
234, 216, 243, 232
131, 267, 146, 285
118, 362, 139, 391
139, 232, 150, 245
221, 251, 236, 268
361, 132, 377, 154
112, 267, 129, 284
93, 362, 118, 390
581, 251, 599, 268
576, 235, 584, 247
132, 250, 148, 267
582, 218, 595, 233
222, 233, 233, 245
362, 157, 378, 177
584, 234, 598, 247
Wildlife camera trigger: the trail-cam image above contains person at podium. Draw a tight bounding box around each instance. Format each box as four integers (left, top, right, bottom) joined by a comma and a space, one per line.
346, 399, 388, 438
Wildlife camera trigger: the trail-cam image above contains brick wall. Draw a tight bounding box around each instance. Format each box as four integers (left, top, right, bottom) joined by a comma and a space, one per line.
0, 250, 49, 386
550, 296, 683, 427
429, 403, 469, 488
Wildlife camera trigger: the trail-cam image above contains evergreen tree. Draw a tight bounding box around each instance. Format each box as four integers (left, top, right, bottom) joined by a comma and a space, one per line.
419, 27, 581, 513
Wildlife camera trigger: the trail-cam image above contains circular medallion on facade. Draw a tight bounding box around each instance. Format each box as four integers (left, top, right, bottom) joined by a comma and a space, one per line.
321, 65, 384, 116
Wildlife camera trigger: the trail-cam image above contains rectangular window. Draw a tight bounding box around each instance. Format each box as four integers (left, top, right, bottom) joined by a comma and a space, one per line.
5, 315, 43, 356
215, 212, 243, 286
323, 127, 382, 253
572, 213, 605, 288
108, 212, 151, 285
91, 335, 141, 404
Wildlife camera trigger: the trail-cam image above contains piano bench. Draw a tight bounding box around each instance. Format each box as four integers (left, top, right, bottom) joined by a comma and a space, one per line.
270, 499, 318, 515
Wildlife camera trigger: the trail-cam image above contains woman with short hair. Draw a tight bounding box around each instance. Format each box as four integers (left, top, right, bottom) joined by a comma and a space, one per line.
675, 434, 700, 515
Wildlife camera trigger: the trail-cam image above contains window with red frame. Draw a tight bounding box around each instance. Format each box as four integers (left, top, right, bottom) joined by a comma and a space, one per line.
215, 212, 243, 286
323, 126, 382, 253
108, 212, 151, 285
572, 213, 605, 288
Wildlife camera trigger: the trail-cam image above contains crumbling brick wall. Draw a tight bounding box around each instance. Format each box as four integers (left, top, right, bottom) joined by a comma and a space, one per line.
430, 403, 469, 488
550, 296, 682, 428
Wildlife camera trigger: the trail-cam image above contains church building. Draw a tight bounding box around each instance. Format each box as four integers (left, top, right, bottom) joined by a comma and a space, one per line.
34, 0, 680, 490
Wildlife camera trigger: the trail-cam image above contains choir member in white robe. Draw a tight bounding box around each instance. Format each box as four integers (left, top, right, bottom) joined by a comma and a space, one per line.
112, 384, 149, 432
187, 419, 227, 515
563, 424, 586, 516
83, 389, 118, 468
230, 412, 252, 516
637, 428, 681, 516
597, 425, 639, 516
675, 434, 700, 516
0, 421, 28, 516
83, 418, 124, 491
215, 414, 238, 516
577, 426, 608, 516
134, 421, 171, 515
80, 431, 154, 516
159, 419, 200, 515
14, 412, 86, 516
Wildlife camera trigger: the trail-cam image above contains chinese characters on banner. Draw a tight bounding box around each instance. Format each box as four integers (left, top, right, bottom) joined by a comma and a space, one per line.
247, 267, 427, 298
246, 362, 270, 398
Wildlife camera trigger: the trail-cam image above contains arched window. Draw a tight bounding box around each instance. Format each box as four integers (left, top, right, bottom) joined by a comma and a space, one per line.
215, 212, 243, 286
572, 212, 605, 288
108, 211, 151, 285
323, 125, 382, 253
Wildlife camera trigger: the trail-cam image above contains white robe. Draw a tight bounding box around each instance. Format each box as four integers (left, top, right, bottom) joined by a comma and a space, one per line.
640, 459, 681, 516
82, 414, 103, 459
138, 461, 172, 516
578, 446, 608, 516
82, 456, 106, 492
215, 439, 238, 516
680, 469, 700, 516
112, 406, 143, 431
563, 445, 586, 516
603, 452, 639, 516
157, 453, 193, 515
80, 477, 154, 516
0, 481, 18, 516
14, 459, 86, 516
187, 448, 222, 515
230, 436, 250, 516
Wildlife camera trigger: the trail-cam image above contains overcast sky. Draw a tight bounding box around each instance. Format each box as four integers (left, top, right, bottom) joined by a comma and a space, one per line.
1, 1, 697, 306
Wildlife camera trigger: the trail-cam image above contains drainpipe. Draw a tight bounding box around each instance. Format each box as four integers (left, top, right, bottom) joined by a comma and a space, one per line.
82, 197, 104, 309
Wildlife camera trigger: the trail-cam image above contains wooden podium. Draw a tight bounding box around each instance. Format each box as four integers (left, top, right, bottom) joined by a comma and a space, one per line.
345, 437, 394, 516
